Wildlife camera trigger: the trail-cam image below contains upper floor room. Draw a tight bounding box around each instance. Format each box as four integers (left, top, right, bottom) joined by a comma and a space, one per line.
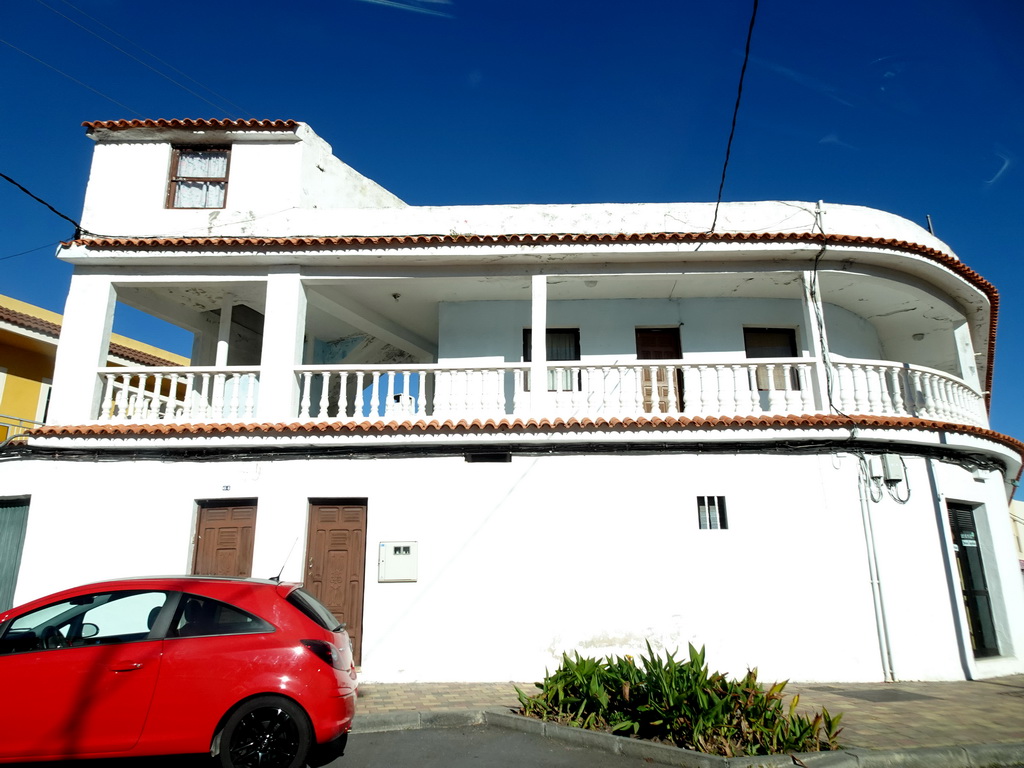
79, 119, 406, 238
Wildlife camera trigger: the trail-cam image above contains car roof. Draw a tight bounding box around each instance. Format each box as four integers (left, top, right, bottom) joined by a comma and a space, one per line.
2, 576, 301, 620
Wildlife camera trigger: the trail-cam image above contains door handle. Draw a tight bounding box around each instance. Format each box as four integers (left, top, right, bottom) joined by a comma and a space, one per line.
109, 662, 143, 672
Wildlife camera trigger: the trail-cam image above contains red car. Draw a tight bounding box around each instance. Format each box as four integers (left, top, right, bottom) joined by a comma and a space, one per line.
0, 576, 357, 767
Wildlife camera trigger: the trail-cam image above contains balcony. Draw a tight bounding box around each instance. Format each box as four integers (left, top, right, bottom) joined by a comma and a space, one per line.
94, 357, 987, 429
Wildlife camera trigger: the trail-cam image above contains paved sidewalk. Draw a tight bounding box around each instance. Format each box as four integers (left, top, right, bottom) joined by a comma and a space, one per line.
354, 675, 1024, 751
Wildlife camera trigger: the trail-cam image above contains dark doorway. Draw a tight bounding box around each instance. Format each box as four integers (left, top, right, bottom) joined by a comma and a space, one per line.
947, 502, 999, 657
743, 327, 800, 390
0, 498, 29, 610
636, 328, 683, 412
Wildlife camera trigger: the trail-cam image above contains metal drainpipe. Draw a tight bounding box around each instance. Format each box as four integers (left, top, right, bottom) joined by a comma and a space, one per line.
857, 460, 896, 682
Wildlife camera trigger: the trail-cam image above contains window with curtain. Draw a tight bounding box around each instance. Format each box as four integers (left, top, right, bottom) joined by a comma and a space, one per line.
167, 147, 230, 209
523, 328, 581, 391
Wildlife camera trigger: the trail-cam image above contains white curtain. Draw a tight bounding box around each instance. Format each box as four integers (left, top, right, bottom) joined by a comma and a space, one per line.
174, 180, 226, 208
173, 150, 228, 208
178, 150, 227, 178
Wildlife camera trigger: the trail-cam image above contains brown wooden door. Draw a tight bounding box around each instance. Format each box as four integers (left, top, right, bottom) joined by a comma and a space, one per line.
636, 328, 683, 412
306, 503, 367, 664
193, 503, 256, 577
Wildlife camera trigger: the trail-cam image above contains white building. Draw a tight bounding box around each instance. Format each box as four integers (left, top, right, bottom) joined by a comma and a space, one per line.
2, 118, 1023, 684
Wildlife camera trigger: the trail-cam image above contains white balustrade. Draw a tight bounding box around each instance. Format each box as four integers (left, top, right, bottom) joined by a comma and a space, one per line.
97, 367, 260, 423
830, 361, 986, 426
92, 359, 986, 429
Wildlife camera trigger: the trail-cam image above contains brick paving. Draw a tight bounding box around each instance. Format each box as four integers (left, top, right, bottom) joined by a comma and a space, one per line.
355, 675, 1024, 751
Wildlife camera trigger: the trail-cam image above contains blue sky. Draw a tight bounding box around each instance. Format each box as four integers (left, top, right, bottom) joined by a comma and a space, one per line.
1, 1, 1022, 435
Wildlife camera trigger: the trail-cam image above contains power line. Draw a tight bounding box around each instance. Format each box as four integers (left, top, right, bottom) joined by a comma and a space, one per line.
53, 0, 254, 118
709, 0, 759, 234
0, 38, 143, 117
0, 173, 83, 236
33, 0, 251, 118
0, 241, 61, 262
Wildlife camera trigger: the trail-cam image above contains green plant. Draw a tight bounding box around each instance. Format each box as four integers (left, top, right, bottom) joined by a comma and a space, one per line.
516, 642, 842, 756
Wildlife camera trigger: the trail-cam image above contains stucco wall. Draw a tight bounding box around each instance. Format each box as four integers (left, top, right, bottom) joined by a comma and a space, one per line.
438, 298, 882, 364
5, 448, 1020, 684
80, 131, 404, 238
0, 344, 50, 423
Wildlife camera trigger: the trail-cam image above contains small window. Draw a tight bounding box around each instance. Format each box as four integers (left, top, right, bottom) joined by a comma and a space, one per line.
170, 594, 272, 638
697, 496, 728, 529
167, 147, 230, 209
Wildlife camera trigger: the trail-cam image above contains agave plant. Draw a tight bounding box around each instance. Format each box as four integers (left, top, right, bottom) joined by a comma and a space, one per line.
516, 642, 842, 757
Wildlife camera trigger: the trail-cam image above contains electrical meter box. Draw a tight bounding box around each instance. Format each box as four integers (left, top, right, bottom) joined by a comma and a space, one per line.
378, 541, 418, 582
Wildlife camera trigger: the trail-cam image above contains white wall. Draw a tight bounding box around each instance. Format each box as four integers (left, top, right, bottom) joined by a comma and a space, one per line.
80, 128, 404, 238
822, 303, 883, 360
6, 447, 1021, 684
439, 297, 881, 364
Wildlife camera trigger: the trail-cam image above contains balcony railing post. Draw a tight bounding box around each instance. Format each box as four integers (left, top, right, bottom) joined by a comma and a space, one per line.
90, 359, 986, 430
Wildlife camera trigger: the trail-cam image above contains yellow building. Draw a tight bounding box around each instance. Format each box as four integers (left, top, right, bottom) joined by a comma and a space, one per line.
0, 294, 187, 440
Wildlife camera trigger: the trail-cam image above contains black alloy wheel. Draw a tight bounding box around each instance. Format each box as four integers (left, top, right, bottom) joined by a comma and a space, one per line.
219, 696, 312, 768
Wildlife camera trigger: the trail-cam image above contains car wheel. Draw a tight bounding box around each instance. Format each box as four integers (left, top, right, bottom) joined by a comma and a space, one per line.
218, 696, 312, 768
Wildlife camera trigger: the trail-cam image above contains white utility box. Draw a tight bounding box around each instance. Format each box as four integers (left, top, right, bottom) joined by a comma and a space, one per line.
378, 541, 418, 582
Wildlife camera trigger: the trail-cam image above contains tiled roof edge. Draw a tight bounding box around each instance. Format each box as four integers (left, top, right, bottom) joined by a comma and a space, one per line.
0, 305, 61, 337
64, 230, 949, 258
83, 119, 300, 131
26, 414, 1024, 457
106, 342, 180, 367
0, 305, 180, 367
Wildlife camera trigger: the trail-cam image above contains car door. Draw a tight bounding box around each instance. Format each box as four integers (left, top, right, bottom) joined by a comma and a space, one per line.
0, 590, 168, 759
139, 592, 278, 753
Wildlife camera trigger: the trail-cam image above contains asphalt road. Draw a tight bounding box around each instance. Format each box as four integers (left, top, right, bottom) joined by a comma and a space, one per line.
4, 726, 645, 768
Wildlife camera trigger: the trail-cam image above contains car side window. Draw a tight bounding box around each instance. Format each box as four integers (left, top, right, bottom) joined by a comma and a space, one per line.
0, 591, 169, 654
169, 594, 273, 639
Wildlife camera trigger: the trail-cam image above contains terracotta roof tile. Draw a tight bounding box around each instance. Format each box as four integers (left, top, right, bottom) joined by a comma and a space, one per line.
0, 305, 62, 340
83, 119, 299, 131
66, 231, 950, 259
24, 414, 1024, 458
0, 304, 180, 367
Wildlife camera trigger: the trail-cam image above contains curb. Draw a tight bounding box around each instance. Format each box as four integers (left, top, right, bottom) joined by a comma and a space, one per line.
352, 708, 1024, 768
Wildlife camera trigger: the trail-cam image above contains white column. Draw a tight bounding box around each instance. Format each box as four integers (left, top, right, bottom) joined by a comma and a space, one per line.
801, 270, 831, 415
530, 274, 548, 414
257, 271, 306, 422
47, 273, 116, 425
215, 294, 235, 367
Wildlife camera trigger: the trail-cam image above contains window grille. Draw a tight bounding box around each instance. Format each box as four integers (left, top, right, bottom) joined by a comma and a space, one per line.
697, 496, 728, 529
